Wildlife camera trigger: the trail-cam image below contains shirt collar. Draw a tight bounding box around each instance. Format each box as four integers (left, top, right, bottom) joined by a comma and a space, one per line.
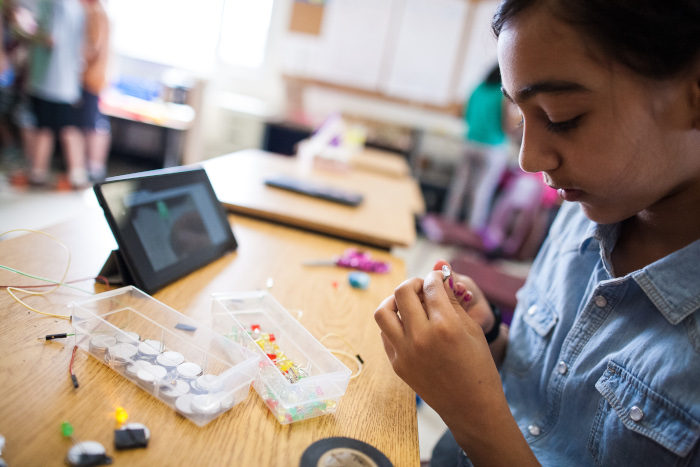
632, 240, 700, 325
575, 217, 700, 325
576, 219, 599, 254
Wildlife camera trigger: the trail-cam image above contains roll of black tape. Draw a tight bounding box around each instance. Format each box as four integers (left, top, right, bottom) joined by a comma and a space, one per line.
300, 437, 393, 467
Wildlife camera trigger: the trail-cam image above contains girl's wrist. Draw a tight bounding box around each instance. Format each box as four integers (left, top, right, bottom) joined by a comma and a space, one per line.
484, 305, 502, 343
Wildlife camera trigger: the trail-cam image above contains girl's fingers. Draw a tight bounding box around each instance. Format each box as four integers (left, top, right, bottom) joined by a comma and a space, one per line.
393, 277, 429, 337
374, 295, 405, 347
422, 269, 463, 321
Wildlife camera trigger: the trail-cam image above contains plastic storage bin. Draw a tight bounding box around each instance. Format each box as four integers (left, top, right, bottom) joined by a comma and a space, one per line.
69, 286, 260, 427
211, 291, 352, 424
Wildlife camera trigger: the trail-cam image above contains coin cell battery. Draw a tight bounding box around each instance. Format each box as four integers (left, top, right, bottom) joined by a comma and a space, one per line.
156, 351, 185, 370
176, 362, 203, 380
125, 360, 152, 378
191, 394, 223, 415
137, 341, 162, 360
89, 335, 117, 358
115, 331, 141, 345
194, 374, 223, 393
106, 343, 138, 366
136, 365, 168, 387
175, 394, 197, 415
160, 379, 191, 402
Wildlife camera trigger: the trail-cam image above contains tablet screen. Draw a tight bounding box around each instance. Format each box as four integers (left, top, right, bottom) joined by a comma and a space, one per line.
94, 167, 237, 293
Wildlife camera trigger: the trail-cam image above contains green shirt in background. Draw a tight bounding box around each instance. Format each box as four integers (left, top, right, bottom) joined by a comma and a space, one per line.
464, 82, 506, 146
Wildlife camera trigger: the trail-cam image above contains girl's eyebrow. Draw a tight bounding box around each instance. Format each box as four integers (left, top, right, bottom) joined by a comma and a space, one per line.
502, 80, 591, 103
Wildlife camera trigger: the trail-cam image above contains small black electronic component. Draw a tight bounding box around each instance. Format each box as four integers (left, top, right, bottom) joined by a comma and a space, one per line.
114, 428, 149, 450
46, 333, 70, 340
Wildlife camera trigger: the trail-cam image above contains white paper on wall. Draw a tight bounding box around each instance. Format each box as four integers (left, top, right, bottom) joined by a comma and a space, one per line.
306, 0, 395, 90
380, 0, 467, 106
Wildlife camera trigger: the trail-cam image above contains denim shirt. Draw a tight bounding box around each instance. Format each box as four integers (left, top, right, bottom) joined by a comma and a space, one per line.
501, 202, 700, 466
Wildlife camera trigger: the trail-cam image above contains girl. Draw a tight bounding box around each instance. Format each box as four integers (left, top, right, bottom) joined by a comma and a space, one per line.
374, 1, 700, 465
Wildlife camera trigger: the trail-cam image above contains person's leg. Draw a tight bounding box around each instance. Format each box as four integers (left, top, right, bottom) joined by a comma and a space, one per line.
29, 127, 54, 184
81, 90, 111, 181
20, 126, 35, 165
60, 125, 87, 187
85, 127, 110, 181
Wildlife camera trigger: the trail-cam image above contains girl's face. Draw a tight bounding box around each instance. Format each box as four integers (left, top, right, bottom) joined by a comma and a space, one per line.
497, 5, 700, 225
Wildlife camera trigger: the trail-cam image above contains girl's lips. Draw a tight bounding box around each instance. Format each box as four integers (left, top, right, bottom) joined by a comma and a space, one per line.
558, 188, 584, 202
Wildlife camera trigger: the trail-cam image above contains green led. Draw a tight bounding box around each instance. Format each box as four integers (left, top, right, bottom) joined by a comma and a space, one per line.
61, 421, 74, 437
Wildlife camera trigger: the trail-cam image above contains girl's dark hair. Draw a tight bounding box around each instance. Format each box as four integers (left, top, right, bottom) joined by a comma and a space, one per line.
484, 64, 501, 85
492, 0, 700, 79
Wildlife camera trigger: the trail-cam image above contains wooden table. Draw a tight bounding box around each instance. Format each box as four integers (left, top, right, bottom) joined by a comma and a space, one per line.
349, 147, 411, 179
0, 212, 419, 466
204, 149, 424, 249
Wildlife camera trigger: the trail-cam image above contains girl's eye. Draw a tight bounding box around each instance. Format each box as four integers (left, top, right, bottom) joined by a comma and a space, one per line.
516, 116, 524, 128
546, 115, 583, 134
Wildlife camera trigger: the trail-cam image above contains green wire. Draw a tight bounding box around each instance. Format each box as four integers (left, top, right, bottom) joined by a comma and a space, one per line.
0, 264, 95, 295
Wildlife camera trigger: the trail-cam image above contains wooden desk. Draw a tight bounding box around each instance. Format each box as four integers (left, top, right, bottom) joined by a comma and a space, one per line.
204, 149, 424, 249
349, 147, 411, 179
0, 213, 419, 466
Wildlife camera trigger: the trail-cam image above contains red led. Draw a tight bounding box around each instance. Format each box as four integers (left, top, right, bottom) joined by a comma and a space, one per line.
268, 333, 276, 342
251, 324, 261, 332
266, 353, 277, 361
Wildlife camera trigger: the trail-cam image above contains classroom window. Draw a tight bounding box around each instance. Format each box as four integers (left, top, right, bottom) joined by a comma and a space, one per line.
218, 0, 274, 69
108, 0, 273, 73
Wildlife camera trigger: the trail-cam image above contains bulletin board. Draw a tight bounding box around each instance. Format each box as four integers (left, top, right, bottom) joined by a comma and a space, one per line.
282, 0, 500, 116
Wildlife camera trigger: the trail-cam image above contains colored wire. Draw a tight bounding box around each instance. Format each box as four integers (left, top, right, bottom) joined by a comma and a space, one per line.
328, 349, 363, 379
69, 345, 79, 388
319, 333, 364, 379
0, 229, 90, 321
0, 265, 95, 294
0, 274, 110, 290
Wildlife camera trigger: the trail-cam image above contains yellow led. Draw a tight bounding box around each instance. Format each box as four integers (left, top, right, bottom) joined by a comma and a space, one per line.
115, 406, 129, 425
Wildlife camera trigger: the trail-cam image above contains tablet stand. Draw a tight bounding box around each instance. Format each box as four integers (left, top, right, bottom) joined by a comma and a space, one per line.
99, 249, 135, 287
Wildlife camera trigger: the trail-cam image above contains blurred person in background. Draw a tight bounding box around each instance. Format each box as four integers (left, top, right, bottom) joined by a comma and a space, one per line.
79, 0, 110, 182
443, 64, 511, 231
25, 0, 86, 188
0, 0, 25, 175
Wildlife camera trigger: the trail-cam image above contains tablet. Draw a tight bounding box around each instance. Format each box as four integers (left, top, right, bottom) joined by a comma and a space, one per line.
94, 166, 238, 294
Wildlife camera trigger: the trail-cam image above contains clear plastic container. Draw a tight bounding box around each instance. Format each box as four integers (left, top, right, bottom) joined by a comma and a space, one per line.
211, 291, 352, 424
69, 286, 260, 427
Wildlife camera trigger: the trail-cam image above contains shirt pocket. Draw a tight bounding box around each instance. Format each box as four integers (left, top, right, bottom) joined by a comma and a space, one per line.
502, 289, 558, 377
589, 361, 700, 466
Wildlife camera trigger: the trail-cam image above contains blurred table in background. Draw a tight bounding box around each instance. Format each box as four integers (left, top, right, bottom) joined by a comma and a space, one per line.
204, 148, 424, 249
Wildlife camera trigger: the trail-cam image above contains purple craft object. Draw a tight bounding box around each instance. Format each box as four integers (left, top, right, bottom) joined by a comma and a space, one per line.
335, 248, 390, 273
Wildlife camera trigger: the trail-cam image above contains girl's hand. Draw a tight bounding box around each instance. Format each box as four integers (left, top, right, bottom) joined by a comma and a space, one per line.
432, 259, 496, 336
373, 266, 504, 424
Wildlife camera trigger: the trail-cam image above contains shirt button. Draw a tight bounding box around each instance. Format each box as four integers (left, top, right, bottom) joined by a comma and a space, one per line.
556, 361, 568, 375
594, 295, 607, 308
528, 425, 541, 436
527, 305, 538, 315
629, 406, 644, 422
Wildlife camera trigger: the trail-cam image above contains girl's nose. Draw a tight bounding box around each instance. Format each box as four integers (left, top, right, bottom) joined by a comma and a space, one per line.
518, 123, 559, 174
